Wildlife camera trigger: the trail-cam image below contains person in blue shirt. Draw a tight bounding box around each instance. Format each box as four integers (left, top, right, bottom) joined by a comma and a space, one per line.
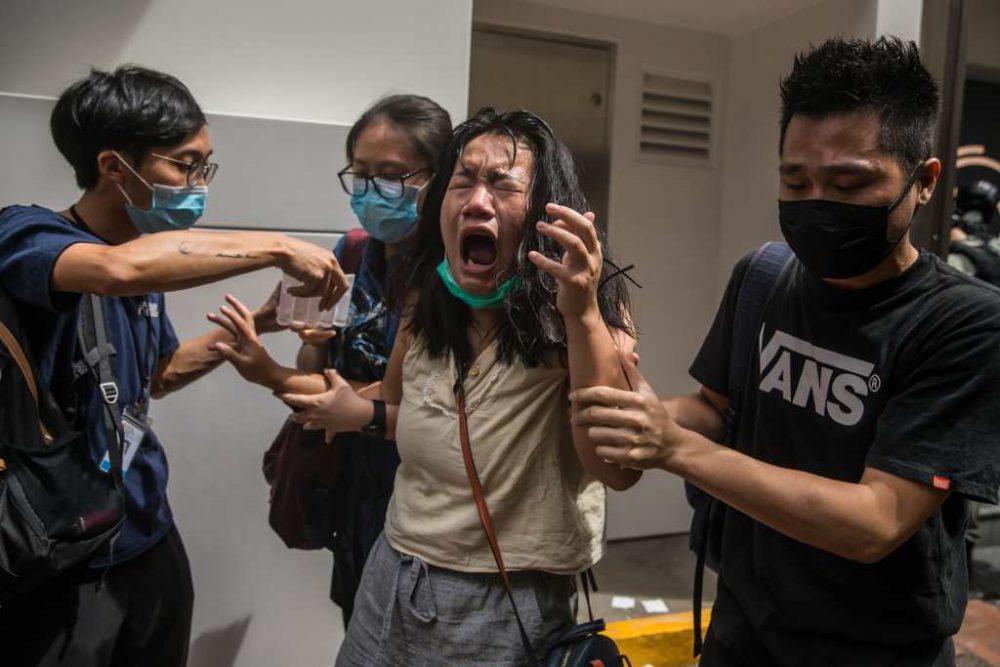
0, 65, 347, 666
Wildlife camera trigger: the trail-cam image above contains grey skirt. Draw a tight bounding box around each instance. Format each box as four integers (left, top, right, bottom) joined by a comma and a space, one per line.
335, 532, 577, 666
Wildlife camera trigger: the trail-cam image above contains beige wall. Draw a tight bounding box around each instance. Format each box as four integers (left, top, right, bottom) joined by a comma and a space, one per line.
474, 0, 732, 538
968, 0, 1000, 70
716, 0, 879, 287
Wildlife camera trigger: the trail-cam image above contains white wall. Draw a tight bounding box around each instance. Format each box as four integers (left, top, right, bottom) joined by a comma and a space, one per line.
0, 1, 471, 665
716, 0, 879, 286
0, 0, 470, 125
474, 0, 732, 538
876, 0, 924, 42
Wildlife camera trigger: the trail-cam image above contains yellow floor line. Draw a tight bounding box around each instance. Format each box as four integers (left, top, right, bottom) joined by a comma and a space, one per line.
604, 608, 712, 667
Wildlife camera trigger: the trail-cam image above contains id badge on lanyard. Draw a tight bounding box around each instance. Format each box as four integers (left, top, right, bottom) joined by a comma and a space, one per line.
99, 407, 152, 474
99, 296, 157, 476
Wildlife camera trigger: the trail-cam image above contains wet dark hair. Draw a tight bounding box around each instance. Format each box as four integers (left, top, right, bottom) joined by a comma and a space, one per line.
346, 94, 453, 171
389, 107, 634, 368
779, 36, 940, 170
51, 65, 207, 189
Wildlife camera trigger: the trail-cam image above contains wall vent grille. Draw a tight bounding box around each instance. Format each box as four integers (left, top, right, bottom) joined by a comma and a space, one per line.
639, 72, 713, 165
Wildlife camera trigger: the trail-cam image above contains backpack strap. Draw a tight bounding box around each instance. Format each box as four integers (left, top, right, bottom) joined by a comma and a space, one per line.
724, 241, 796, 433
340, 228, 369, 275
692, 241, 795, 656
0, 319, 53, 444
75, 294, 125, 490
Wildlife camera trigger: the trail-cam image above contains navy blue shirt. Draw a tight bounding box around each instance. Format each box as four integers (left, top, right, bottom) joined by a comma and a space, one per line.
328, 235, 400, 381
325, 234, 402, 614
0, 205, 179, 567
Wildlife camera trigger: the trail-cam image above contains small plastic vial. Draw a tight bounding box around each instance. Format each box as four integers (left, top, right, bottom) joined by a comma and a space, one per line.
276, 273, 354, 329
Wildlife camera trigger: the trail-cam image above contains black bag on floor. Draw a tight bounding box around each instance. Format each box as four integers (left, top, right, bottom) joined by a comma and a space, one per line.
0, 289, 125, 603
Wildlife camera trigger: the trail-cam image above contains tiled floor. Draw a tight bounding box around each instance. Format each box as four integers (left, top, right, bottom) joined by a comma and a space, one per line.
588, 536, 1000, 666
589, 534, 715, 623
957, 546, 1000, 667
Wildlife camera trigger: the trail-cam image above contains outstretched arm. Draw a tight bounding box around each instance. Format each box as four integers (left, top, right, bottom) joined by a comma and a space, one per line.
53, 229, 348, 309
572, 355, 949, 563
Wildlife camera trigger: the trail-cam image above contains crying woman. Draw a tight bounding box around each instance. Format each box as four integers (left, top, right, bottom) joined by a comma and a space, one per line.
219, 108, 639, 665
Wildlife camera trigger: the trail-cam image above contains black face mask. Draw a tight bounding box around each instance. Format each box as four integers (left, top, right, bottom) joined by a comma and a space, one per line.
778, 166, 923, 279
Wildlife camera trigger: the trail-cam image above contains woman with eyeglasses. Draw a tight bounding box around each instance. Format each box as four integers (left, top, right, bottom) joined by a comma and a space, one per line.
214, 108, 640, 664
209, 94, 451, 628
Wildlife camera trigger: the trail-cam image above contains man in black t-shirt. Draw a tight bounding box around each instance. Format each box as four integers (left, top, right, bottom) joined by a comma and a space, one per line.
573, 37, 1000, 665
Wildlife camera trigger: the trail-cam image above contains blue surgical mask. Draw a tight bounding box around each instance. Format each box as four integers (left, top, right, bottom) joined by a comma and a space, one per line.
114, 151, 207, 234
436, 259, 521, 309
350, 181, 426, 243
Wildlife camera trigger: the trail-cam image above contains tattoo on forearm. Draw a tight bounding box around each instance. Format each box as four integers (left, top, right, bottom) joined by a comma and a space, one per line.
216, 251, 260, 260
178, 240, 257, 260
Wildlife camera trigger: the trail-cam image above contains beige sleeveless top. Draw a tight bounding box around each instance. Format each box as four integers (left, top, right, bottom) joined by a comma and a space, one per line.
384, 336, 606, 574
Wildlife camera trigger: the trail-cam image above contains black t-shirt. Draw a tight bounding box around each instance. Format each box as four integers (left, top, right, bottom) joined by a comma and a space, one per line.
690, 249, 1000, 666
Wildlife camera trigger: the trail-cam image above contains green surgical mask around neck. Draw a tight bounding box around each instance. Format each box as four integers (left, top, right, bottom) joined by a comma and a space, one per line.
436, 259, 521, 309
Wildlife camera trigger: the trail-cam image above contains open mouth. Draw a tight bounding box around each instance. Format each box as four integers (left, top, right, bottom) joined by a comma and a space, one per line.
461, 231, 499, 271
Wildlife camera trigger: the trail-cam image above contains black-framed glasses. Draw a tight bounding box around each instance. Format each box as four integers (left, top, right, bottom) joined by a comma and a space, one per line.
151, 152, 220, 185
337, 167, 431, 200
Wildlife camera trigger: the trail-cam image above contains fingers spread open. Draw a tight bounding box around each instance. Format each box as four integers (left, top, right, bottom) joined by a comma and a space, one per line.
546, 203, 598, 254
536, 220, 588, 258
528, 250, 571, 280
206, 312, 238, 338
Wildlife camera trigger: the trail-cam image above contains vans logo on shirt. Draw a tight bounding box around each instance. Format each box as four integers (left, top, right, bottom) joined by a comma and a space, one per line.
757, 328, 881, 427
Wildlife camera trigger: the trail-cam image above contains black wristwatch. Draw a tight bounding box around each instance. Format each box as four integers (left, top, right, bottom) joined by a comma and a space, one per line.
362, 399, 386, 437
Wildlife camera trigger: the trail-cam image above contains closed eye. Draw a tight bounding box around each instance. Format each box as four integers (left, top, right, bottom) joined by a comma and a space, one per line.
449, 175, 474, 189
492, 177, 524, 193
834, 181, 869, 193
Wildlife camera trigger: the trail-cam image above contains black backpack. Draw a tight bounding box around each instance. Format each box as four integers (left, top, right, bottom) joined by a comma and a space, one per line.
687, 241, 795, 655
0, 288, 125, 602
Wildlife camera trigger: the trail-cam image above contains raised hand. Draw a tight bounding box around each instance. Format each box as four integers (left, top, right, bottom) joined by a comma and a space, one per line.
527, 203, 602, 319
208, 294, 281, 388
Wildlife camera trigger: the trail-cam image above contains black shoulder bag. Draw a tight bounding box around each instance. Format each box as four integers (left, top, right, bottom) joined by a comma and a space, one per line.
0, 290, 125, 602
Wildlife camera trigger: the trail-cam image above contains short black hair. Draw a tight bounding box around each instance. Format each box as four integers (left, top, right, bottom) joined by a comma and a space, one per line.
346, 94, 453, 171
389, 107, 634, 368
51, 65, 207, 189
779, 36, 940, 170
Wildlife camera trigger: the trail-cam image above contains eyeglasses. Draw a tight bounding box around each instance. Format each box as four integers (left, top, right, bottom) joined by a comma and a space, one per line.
151, 152, 220, 185
337, 167, 430, 200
